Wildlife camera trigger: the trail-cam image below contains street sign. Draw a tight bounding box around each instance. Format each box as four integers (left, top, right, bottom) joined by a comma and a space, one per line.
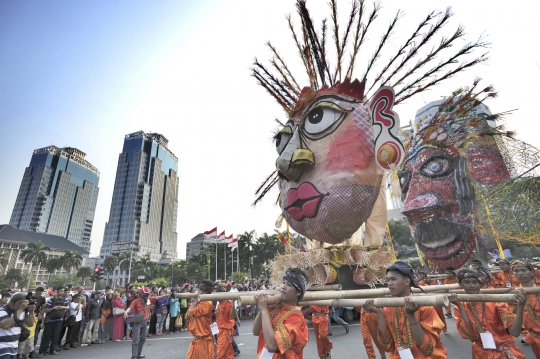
137, 275, 145, 280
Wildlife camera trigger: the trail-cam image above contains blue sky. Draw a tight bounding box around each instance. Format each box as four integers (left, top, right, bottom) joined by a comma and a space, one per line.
1, 0, 539, 258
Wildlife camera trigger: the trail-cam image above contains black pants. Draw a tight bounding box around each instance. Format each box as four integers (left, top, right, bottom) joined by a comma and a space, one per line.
57, 324, 67, 347
169, 316, 177, 333
149, 313, 157, 334
65, 321, 81, 346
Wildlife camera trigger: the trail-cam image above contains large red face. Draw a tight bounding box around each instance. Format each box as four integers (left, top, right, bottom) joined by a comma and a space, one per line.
275, 93, 384, 244
400, 144, 510, 269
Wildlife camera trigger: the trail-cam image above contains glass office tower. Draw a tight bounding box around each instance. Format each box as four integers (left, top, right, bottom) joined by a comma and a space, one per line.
10, 146, 100, 252
101, 131, 178, 261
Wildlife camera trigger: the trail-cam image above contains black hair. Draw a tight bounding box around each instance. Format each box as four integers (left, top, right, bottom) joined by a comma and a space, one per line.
387, 262, 425, 293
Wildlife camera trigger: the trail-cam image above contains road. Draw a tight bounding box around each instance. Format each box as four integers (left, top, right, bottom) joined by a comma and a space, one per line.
49, 316, 535, 358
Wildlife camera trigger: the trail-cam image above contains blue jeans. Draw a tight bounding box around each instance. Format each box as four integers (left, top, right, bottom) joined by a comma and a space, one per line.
99, 323, 106, 340
328, 307, 348, 334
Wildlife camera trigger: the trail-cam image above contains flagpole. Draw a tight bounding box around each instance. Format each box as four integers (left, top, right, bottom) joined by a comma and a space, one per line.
224, 241, 227, 280
215, 240, 218, 281
231, 247, 233, 275
236, 246, 239, 273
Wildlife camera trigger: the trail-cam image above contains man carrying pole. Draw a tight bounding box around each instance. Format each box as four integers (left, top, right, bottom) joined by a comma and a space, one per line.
510, 260, 540, 358
448, 268, 527, 358
363, 262, 447, 358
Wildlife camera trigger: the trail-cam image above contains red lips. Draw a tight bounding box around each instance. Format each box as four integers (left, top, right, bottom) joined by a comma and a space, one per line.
285, 182, 325, 221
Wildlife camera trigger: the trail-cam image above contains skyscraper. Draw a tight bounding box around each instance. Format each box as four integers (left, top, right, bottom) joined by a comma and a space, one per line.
101, 131, 178, 263
10, 146, 100, 252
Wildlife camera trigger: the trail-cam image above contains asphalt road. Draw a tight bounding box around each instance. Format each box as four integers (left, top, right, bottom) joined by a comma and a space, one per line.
49, 316, 535, 359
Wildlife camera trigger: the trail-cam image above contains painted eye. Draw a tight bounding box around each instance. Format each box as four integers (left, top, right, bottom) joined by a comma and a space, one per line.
398, 171, 411, 196
304, 105, 343, 134
419, 156, 453, 178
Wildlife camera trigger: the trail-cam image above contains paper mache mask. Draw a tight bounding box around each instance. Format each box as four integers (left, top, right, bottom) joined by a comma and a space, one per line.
253, 0, 488, 249
399, 83, 531, 269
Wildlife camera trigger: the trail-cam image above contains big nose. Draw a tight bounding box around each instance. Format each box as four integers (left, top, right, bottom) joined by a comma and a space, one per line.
401, 192, 443, 215
276, 130, 314, 181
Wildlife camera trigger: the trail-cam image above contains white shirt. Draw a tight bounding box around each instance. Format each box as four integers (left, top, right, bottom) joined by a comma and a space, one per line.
69, 302, 83, 321
229, 288, 239, 308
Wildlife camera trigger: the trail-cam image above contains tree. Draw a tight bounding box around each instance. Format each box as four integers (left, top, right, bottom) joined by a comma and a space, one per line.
0, 249, 8, 275
131, 256, 157, 280
20, 240, 50, 289
5, 268, 23, 284
118, 251, 133, 274
61, 250, 83, 275
44, 257, 63, 283
103, 255, 119, 283
251, 232, 285, 277
76, 266, 93, 285
388, 219, 414, 246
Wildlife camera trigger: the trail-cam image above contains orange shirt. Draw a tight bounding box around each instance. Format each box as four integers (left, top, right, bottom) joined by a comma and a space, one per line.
186, 301, 213, 338
455, 301, 525, 359
257, 304, 309, 359
216, 300, 235, 330
443, 278, 458, 285
377, 305, 447, 359
492, 271, 519, 288
310, 305, 329, 324
509, 289, 540, 348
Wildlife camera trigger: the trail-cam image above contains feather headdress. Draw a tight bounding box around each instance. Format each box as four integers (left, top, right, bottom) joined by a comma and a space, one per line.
252, 1, 489, 116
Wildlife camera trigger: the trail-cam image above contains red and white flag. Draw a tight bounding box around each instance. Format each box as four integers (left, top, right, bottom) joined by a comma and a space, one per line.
224, 234, 234, 244
217, 231, 226, 241
203, 227, 217, 239
228, 238, 238, 247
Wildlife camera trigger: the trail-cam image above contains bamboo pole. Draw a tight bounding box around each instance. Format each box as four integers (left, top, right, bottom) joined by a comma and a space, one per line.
308, 284, 342, 291
237, 284, 461, 306
238, 294, 281, 306
301, 295, 449, 308
175, 292, 198, 299
448, 287, 540, 294
181, 283, 461, 302
198, 291, 278, 301
453, 294, 517, 302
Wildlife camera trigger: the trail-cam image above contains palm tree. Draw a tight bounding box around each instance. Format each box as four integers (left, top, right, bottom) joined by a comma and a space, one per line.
61, 250, 83, 275
44, 257, 63, 283
20, 240, 50, 289
0, 249, 9, 275
76, 266, 93, 285
118, 251, 133, 277
131, 256, 156, 280
103, 255, 119, 284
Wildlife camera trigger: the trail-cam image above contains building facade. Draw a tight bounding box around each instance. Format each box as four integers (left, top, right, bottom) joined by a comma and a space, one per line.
101, 131, 179, 268
186, 233, 216, 260
0, 225, 89, 288
10, 146, 99, 252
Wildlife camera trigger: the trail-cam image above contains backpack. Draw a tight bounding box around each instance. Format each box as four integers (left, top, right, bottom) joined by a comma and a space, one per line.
47, 298, 66, 320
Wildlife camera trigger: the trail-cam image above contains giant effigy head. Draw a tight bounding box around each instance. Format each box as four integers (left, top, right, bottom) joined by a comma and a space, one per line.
399, 82, 540, 269
253, 1, 487, 249
274, 81, 403, 244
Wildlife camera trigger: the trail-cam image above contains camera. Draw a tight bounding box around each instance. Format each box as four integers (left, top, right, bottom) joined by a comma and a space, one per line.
26, 292, 36, 306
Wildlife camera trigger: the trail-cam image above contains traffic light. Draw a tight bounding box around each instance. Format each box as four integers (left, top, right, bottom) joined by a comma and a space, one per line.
90, 273, 96, 282
95, 267, 104, 281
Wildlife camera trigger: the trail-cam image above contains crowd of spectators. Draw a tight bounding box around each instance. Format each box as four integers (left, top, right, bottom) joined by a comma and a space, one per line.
0, 275, 279, 359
